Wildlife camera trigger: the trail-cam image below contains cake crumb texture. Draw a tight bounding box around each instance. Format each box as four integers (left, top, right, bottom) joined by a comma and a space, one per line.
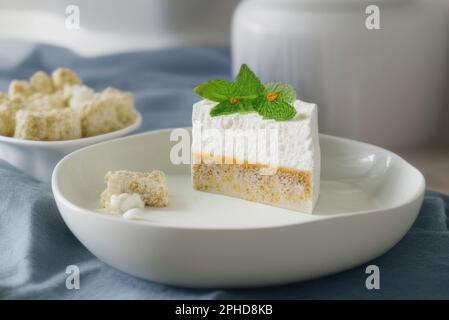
192, 158, 314, 213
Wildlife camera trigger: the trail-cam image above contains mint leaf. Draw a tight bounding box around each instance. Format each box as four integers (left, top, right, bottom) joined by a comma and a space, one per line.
194, 80, 235, 102
235, 64, 265, 99
210, 101, 238, 116
264, 82, 296, 103
236, 101, 256, 114
257, 100, 297, 121
210, 100, 255, 117
254, 82, 297, 121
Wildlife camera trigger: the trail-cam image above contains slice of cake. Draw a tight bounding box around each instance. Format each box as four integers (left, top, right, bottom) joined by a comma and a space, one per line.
191, 64, 320, 213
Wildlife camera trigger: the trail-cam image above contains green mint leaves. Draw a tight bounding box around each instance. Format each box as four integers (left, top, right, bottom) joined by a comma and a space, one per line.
194, 64, 297, 121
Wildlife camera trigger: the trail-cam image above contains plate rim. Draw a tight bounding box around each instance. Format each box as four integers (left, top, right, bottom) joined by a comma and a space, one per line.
51, 128, 426, 231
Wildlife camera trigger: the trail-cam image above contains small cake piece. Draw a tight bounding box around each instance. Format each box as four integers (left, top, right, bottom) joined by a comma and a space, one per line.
9, 80, 33, 97
75, 89, 137, 137
64, 84, 95, 109
102, 87, 137, 126
52, 68, 81, 89
0, 105, 17, 137
0, 97, 24, 136
77, 95, 122, 137
0, 92, 7, 103
30, 71, 54, 94
14, 108, 81, 141
25, 91, 66, 110
101, 170, 168, 212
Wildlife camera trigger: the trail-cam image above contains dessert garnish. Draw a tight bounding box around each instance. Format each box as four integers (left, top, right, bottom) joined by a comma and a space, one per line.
194, 64, 297, 121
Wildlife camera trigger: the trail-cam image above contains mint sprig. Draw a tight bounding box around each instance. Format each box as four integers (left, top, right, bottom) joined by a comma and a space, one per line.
194, 64, 297, 121
194, 64, 264, 116
255, 82, 297, 121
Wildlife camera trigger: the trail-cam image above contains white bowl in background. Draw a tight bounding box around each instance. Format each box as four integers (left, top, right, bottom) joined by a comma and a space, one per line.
52, 129, 425, 288
0, 112, 141, 183
232, 0, 449, 148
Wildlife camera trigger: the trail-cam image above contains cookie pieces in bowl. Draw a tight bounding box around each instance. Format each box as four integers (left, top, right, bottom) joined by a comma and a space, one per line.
0, 68, 138, 141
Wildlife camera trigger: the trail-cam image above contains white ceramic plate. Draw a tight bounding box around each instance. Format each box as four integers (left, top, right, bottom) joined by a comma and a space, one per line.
52, 129, 425, 288
0, 112, 141, 183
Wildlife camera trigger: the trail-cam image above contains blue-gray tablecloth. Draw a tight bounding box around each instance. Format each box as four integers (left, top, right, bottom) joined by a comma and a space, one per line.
0, 42, 448, 299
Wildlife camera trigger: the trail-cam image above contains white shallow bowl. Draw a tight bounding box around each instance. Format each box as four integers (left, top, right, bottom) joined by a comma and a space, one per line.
52, 129, 425, 288
0, 112, 141, 183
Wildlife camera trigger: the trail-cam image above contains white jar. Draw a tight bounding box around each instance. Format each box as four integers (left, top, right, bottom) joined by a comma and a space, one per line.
232, 0, 449, 148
